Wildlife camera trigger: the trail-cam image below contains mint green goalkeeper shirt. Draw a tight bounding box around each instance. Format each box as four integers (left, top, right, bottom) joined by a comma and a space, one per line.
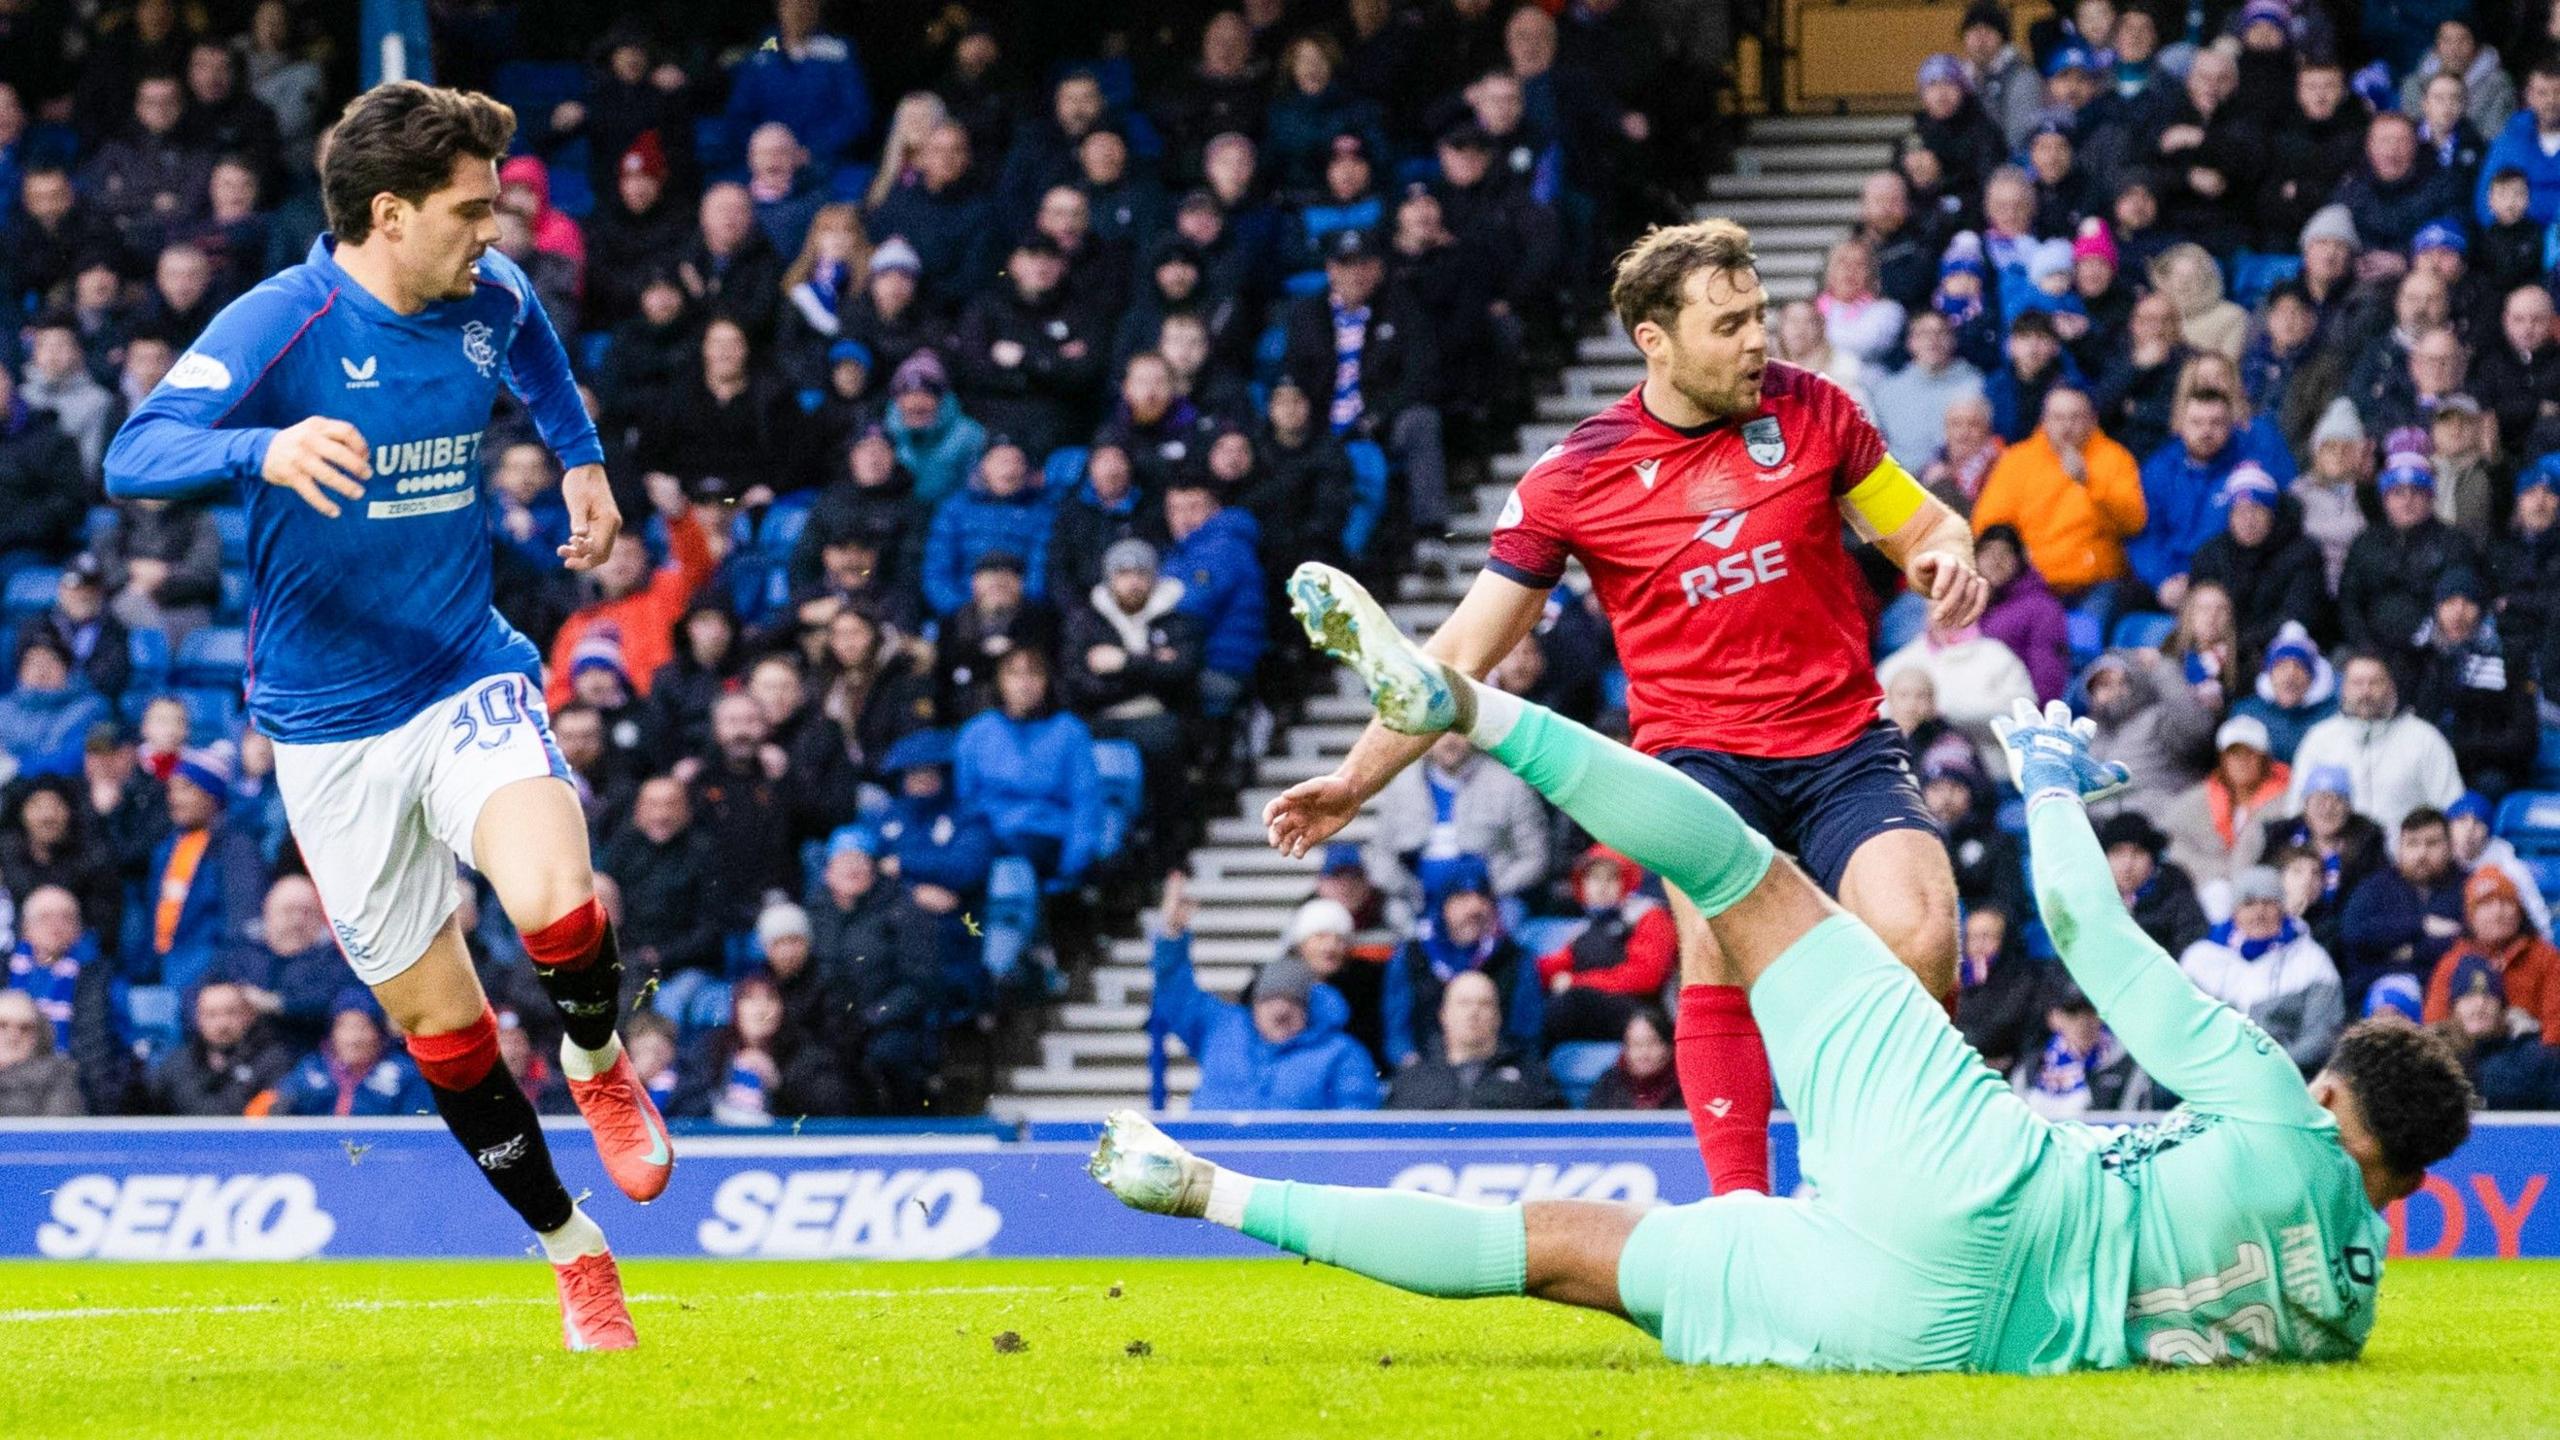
2027, 797, 2390, 1367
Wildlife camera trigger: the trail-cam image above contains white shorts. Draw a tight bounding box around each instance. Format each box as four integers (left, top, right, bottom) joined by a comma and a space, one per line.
272, 673, 570, 985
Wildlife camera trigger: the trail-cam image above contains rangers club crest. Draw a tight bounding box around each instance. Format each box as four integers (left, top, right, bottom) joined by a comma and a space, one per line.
461, 320, 497, 377
1741, 415, 1786, 468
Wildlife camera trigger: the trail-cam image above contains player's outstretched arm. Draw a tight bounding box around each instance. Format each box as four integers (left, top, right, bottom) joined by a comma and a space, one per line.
1994, 700, 2326, 1125
1263, 566, 1547, 858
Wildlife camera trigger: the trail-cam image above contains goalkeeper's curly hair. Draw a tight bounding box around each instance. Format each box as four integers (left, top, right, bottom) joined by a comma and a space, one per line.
2325, 1018, 2477, 1177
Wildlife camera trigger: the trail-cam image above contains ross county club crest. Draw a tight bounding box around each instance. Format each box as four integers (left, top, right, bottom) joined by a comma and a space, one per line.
1741, 415, 1785, 468
461, 320, 497, 376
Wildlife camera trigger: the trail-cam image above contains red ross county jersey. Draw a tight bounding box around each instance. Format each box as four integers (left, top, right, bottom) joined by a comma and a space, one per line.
1486, 362, 1893, 760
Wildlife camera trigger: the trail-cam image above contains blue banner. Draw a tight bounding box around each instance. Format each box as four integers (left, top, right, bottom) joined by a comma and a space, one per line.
0, 1115, 2551, 1260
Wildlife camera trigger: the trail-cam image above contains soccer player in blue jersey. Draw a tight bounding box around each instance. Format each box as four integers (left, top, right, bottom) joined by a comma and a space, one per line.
105, 82, 670, 1350
1096, 566, 2480, 1373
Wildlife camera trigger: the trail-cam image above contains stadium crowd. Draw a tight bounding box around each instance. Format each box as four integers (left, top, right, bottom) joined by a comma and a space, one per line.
1144, 0, 2560, 1115
0, 0, 1720, 1119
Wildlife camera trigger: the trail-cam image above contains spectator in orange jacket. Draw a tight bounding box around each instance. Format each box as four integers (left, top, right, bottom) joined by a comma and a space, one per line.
1968, 383, 2146, 599
545, 472, 713, 711
2425, 866, 2560, 1036
1537, 846, 1676, 1045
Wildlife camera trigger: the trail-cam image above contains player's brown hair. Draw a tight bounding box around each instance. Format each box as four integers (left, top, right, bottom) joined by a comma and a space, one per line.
322, 81, 517, 244
1609, 219, 1758, 337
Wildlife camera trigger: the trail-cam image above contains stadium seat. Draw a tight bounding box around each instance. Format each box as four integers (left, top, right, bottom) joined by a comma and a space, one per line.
1092, 739, 1144, 862
579, 330, 613, 378
1512, 916, 1587, 959
123, 984, 181, 1055
823, 163, 879, 202
2109, 612, 2175, 651
177, 686, 243, 742
84, 505, 118, 553
174, 627, 249, 687
1043, 446, 1091, 495
127, 629, 170, 689
218, 569, 248, 622
488, 62, 586, 148
1343, 441, 1388, 561
725, 494, 816, 626
211, 507, 251, 568
4, 567, 59, 620
2065, 608, 2103, 666
1547, 1040, 1622, 1108
2534, 726, 2560, 789
2227, 252, 2303, 309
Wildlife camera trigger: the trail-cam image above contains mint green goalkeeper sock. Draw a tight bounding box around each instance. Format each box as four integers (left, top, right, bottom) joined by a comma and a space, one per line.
1485, 702, 1774, 917
1236, 1181, 1527, 1299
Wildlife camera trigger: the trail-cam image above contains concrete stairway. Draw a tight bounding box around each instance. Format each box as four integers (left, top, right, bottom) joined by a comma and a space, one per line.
994, 112, 1912, 1121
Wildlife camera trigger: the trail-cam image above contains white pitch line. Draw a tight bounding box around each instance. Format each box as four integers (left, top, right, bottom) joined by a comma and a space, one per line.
0, 1283, 1056, 1324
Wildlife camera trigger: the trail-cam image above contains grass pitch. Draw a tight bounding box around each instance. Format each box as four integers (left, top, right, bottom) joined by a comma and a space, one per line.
2, 1258, 2554, 1439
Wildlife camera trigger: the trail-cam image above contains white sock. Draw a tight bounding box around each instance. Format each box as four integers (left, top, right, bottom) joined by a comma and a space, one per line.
536, 1204, 609, 1263
1465, 678, 1525, 750
559, 1032, 622, 1082
1203, 1167, 1258, 1230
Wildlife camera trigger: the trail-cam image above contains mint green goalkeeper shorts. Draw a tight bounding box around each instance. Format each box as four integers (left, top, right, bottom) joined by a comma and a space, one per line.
1614, 914, 2107, 1374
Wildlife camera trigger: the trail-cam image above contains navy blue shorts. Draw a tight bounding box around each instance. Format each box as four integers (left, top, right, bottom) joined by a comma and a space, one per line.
1655, 720, 1938, 895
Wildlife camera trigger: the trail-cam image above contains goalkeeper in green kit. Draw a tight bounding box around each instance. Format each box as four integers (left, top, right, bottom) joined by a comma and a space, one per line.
1090, 563, 2479, 1372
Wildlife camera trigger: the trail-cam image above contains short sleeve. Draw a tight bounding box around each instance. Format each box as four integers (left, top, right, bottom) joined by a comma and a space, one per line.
1484, 442, 1577, 590
1814, 371, 1888, 497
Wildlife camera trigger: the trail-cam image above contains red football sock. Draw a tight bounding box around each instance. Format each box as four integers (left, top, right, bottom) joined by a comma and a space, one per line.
408, 1005, 502, 1091
1675, 984, 1772, 1195
522, 896, 607, 971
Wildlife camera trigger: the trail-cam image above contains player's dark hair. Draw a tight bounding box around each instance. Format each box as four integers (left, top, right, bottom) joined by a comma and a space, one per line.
1611, 219, 1757, 336
323, 81, 517, 244
2326, 1018, 2475, 1176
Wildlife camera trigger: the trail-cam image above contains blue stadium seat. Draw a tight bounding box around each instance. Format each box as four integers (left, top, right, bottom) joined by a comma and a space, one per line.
217, 569, 248, 622
2065, 607, 2103, 666
4, 567, 59, 620
823, 163, 879, 202
724, 494, 816, 627
1512, 916, 1587, 959
545, 139, 593, 218
210, 507, 251, 568
2534, 726, 2560, 789
2228, 252, 2303, 309
84, 505, 118, 553
123, 984, 181, 1055
1343, 441, 1388, 561
1253, 323, 1288, 383
2109, 611, 2176, 651
488, 62, 587, 149
1092, 739, 1144, 861
177, 687, 243, 742
1044, 446, 1091, 495
1548, 1040, 1623, 1108
127, 629, 170, 688
2496, 792, 2560, 897
579, 330, 614, 378
174, 627, 249, 686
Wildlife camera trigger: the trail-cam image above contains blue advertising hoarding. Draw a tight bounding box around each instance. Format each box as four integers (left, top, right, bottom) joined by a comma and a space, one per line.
0, 1114, 2549, 1260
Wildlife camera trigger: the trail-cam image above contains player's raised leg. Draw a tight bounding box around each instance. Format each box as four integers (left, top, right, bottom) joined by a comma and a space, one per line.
371, 925, 636, 1351
473, 774, 673, 1203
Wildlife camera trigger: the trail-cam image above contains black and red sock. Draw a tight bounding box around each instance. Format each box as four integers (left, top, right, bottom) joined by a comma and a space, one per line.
523, 897, 624, 1053
1675, 984, 1774, 1195
412, 1006, 574, 1233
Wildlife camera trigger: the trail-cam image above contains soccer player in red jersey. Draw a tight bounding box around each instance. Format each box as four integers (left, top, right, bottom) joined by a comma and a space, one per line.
1265, 219, 1989, 1193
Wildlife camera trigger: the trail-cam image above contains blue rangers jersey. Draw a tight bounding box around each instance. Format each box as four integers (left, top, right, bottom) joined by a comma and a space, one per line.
103, 237, 603, 744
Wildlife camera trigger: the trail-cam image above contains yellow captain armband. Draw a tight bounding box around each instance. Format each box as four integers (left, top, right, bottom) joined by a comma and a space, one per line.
1843, 457, 1929, 536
